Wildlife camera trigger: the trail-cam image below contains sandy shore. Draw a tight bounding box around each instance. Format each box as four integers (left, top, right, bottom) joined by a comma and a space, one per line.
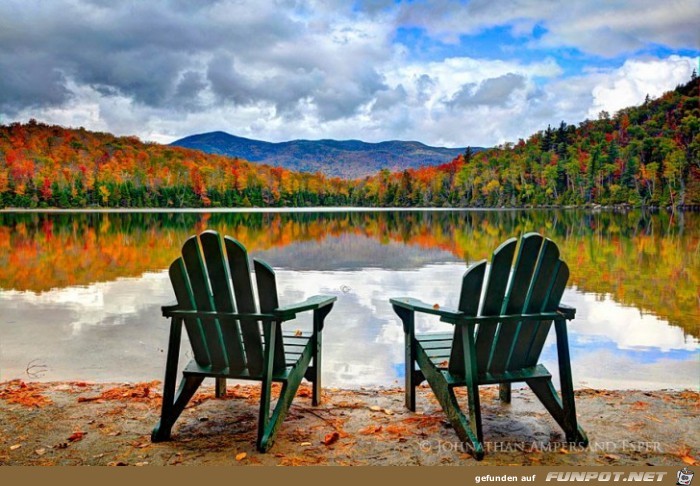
0, 380, 697, 466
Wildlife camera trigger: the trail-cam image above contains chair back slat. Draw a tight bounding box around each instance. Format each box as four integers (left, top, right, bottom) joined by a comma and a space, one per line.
254, 259, 287, 375
181, 236, 228, 369
449, 261, 486, 375
224, 237, 265, 376
199, 231, 246, 373
488, 233, 544, 373
169, 257, 211, 366
524, 260, 570, 366
474, 238, 517, 370
506, 238, 561, 370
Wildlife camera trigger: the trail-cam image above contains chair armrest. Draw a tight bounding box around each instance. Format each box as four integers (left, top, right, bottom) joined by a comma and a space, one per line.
161, 308, 278, 320
161, 296, 336, 322
161, 302, 180, 315
557, 303, 576, 319
273, 295, 337, 320
390, 297, 463, 321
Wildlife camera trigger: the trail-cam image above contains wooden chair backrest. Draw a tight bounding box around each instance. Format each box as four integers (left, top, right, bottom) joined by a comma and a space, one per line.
168, 230, 285, 376
449, 233, 569, 376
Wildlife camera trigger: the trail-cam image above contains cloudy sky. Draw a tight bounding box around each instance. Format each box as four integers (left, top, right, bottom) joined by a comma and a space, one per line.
0, 0, 698, 147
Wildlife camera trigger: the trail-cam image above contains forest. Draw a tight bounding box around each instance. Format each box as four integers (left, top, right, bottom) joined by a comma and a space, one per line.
0, 77, 698, 208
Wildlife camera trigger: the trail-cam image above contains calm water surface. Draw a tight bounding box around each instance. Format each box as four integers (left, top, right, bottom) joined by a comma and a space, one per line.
0, 209, 697, 390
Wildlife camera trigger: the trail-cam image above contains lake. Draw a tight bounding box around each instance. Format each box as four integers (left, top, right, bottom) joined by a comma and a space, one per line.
0, 209, 697, 390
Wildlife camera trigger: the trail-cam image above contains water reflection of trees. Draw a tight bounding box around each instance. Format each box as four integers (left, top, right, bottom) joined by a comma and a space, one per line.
1, 210, 697, 336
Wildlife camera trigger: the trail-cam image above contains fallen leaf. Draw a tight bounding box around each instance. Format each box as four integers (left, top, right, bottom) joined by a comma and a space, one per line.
369, 405, 382, 411
235, 452, 247, 461
334, 401, 364, 409
135, 462, 149, 466
10, 444, 21, 451
682, 455, 698, 466
300, 442, 312, 446
279, 454, 326, 466
294, 329, 303, 337
359, 425, 382, 435
322, 431, 340, 446
559, 448, 569, 454
77, 381, 159, 403
383, 408, 394, 415
385, 425, 409, 436
35, 448, 46, 456
631, 401, 648, 410
0, 380, 52, 408
605, 454, 620, 461
67, 431, 85, 442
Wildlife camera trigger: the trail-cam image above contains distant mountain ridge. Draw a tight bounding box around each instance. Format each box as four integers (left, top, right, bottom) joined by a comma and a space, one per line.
171, 131, 478, 178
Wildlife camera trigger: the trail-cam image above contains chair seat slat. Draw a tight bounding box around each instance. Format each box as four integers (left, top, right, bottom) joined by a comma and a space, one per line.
416, 332, 454, 342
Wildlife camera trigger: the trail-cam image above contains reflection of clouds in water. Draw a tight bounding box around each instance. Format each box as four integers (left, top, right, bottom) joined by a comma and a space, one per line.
273, 265, 465, 387
0, 272, 173, 334
563, 349, 699, 390
564, 290, 698, 352
0, 263, 696, 388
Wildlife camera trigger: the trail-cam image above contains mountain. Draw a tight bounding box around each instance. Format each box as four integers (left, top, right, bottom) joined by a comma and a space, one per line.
0, 76, 697, 209
171, 131, 476, 178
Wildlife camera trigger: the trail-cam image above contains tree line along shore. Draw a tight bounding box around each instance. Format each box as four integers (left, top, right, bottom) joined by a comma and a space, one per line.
1, 78, 698, 210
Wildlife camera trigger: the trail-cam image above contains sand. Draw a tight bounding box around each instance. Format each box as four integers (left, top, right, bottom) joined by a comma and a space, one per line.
0, 380, 697, 466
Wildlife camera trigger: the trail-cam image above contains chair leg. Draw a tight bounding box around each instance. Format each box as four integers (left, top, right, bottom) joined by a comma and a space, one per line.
527, 378, 588, 446
312, 333, 322, 406
152, 375, 204, 442
310, 304, 332, 407
552, 319, 588, 445
499, 383, 511, 403
436, 383, 484, 460
405, 336, 417, 412
215, 377, 227, 398
257, 362, 308, 452
417, 353, 483, 459
464, 379, 484, 447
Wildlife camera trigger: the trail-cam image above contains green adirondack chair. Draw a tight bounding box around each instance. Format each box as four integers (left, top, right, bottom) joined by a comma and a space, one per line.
390, 233, 588, 460
152, 230, 336, 452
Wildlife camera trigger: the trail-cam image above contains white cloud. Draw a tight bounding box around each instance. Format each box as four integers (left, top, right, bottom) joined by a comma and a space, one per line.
535, 0, 700, 57
586, 55, 697, 118
1, 0, 698, 148
396, 0, 700, 57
